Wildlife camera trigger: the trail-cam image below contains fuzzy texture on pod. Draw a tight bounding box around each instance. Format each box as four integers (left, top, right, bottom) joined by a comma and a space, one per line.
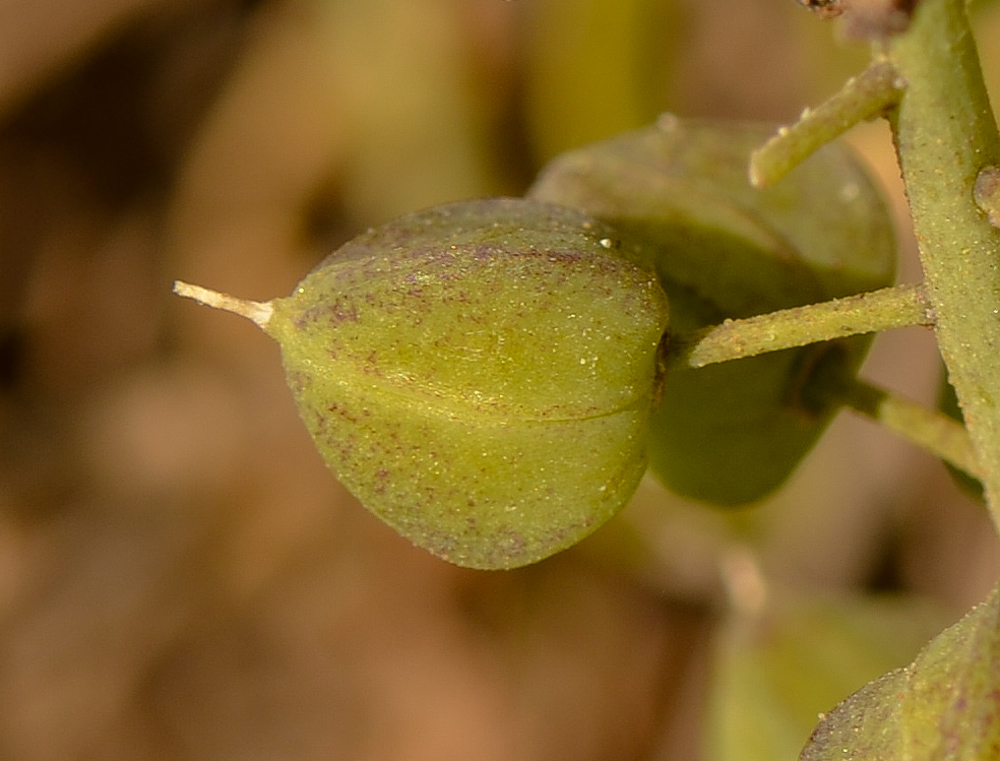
178, 198, 669, 569
530, 118, 896, 505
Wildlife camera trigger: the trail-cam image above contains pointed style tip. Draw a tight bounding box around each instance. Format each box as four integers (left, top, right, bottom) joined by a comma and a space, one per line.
172, 280, 273, 328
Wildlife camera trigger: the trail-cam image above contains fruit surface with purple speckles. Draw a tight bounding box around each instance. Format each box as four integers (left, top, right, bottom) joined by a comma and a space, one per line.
175, 198, 670, 569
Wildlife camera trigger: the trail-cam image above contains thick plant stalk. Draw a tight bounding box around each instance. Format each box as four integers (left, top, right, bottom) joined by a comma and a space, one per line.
888, 0, 1000, 526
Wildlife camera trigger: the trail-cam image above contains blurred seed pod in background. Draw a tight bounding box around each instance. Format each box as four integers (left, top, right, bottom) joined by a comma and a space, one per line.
529, 118, 896, 505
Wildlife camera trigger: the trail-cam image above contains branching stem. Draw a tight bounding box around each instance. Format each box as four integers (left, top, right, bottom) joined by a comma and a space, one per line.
676, 283, 932, 368
750, 60, 904, 188
839, 377, 981, 480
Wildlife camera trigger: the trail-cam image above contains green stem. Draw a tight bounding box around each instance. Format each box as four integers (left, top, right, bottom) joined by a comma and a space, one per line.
839, 377, 981, 479
750, 60, 904, 188
677, 283, 932, 368
887, 0, 1000, 528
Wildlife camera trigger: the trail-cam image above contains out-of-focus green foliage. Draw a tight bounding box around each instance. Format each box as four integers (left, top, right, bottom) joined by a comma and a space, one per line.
521, 0, 682, 162
800, 584, 1000, 760
706, 592, 946, 761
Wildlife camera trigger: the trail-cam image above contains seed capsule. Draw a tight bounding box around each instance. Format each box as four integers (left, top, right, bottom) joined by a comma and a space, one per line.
175, 198, 669, 569
530, 118, 895, 505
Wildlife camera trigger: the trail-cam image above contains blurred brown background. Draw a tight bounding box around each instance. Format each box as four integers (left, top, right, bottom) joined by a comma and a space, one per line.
0, 1, 999, 759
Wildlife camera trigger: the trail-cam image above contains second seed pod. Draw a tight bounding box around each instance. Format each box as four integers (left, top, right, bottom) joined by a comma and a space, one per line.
530, 117, 896, 505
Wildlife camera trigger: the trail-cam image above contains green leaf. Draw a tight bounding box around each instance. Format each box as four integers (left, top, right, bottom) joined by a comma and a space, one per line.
529, 118, 896, 504
800, 584, 1000, 760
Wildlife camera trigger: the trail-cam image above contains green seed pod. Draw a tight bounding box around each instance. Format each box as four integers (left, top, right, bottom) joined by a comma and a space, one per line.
175, 198, 669, 569
529, 117, 895, 505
